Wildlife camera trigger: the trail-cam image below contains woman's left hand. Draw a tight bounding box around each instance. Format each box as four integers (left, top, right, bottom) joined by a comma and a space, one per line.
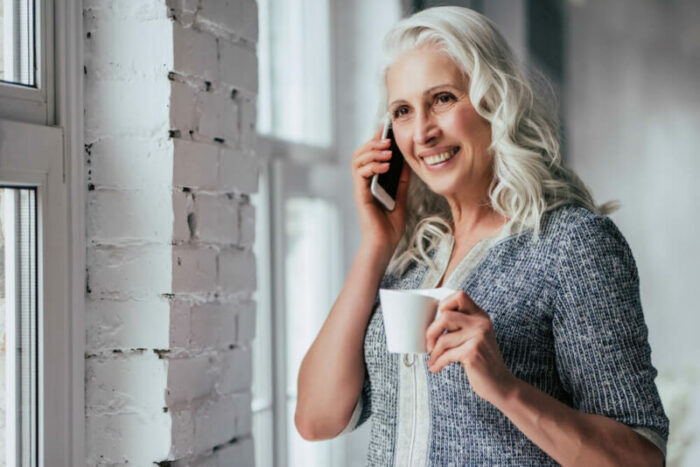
425, 290, 518, 405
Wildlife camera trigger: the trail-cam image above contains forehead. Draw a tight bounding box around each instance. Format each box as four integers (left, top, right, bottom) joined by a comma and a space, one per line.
386, 44, 466, 102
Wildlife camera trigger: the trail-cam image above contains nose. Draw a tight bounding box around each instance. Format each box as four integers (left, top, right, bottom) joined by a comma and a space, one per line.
412, 107, 440, 147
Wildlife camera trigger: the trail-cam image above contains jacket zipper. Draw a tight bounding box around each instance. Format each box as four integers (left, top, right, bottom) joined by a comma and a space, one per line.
405, 236, 453, 466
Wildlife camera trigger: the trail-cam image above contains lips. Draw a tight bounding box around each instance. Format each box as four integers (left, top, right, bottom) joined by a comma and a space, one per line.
419, 146, 460, 160
422, 146, 460, 171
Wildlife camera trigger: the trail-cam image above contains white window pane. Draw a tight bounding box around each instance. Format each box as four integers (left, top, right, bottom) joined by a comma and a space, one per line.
284, 197, 342, 466
287, 397, 332, 467
257, 0, 333, 148
284, 197, 341, 399
252, 169, 273, 410
0, 0, 36, 86
253, 408, 274, 467
1, 187, 38, 467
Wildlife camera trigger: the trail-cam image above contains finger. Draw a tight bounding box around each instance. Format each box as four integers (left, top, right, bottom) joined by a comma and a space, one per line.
426, 311, 485, 353
425, 310, 465, 353
428, 344, 466, 374
357, 161, 390, 179
427, 330, 465, 367
352, 140, 392, 164
373, 125, 384, 140
438, 290, 479, 315
352, 148, 393, 170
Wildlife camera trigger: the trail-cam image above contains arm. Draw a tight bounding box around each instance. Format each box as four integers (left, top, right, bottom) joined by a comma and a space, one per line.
492, 377, 664, 466
425, 213, 668, 464
295, 244, 391, 440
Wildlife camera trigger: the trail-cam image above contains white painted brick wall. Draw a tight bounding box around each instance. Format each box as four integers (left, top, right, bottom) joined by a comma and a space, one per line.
85, 0, 259, 464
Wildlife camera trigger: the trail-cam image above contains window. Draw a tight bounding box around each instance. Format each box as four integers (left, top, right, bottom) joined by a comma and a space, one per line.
1, 187, 38, 466
0, 0, 53, 125
252, 0, 344, 465
1, 0, 36, 86
0, 0, 79, 465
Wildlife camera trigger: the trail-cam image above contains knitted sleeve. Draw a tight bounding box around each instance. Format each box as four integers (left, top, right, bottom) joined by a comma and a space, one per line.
552, 214, 669, 456
338, 271, 391, 436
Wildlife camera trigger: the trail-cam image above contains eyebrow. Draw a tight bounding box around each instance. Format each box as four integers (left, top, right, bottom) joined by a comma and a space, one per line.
388, 84, 457, 108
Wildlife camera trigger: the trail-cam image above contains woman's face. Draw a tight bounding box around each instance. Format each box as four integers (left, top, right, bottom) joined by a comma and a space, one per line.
386, 44, 493, 201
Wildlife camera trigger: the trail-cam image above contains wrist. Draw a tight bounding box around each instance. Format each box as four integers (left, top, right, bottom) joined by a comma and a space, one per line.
358, 240, 394, 262
491, 374, 523, 411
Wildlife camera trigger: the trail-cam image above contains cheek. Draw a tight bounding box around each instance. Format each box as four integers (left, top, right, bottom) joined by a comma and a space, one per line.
452, 109, 491, 143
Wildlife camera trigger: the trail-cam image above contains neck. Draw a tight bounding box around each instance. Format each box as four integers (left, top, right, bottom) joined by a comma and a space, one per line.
445, 186, 504, 239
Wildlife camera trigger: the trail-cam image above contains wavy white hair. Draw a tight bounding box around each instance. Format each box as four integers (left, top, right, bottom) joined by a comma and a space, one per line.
376, 6, 619, 277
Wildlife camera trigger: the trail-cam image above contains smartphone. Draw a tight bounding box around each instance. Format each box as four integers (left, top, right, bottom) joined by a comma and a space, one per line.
371, 113, 405, 211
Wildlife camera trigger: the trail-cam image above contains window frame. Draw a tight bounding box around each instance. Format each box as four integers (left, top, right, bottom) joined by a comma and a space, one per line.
0, 0, 84, 465
0, 0, 55, 126
253, 135, 346, 467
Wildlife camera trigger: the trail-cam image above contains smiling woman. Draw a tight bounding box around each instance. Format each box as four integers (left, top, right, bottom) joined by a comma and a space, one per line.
295, 5, 668, 466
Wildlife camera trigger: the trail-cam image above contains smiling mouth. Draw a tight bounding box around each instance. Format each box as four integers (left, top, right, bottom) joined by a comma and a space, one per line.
423, 146, 460, 166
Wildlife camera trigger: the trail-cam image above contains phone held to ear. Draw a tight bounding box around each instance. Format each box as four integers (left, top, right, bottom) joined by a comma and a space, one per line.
371, 113, 405, 211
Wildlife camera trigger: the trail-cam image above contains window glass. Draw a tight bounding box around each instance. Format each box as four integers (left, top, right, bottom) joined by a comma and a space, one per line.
251, 170, 275, 467
1, 187, 38, 466
284, 197, 341, 466
256, 0, 333, 148
0, 0, 36, 86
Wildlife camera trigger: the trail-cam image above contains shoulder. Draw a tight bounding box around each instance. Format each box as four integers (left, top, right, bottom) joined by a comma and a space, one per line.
540, 204, 627, 252
544, 204, 639, 287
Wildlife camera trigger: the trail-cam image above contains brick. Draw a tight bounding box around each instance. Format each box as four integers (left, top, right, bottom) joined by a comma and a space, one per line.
85, 0, 167, 20
87, 188, 173, 242
239, 95, 258, 150
173, 21, 219, 81
172, 245, 218, 293
87, 137, 173, 189
173, 138, 219, 189
197, 89, 239, 142
169, 407, 195, 459
84, 15, 173, 80
194, 393, 252, 451
218, 38, 258, 93
236, 301, 256, 344
173, 189, 195, 242
86, 298, 171, 351
170, 80, 198, 134
86, 354, 168, 413
85, 78, 171, 140
166, 354, 216, 404
88, 244, 172, 297
238, 201, 255, 246
218, 148, 259, 194
215, 437, 255, 467
86, 412, 171, 465
193, 193, 239, 244
198, 0, 258, 44
217, 347, 252, 395
218, 248, 256, 293
170, 300, 191, 350
190, 302, 237, 350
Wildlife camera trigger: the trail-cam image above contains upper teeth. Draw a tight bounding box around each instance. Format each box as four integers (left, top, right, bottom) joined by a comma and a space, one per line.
425, 147, 457, 165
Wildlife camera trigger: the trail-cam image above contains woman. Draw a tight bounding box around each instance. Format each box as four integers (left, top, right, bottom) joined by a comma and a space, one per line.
295, 6, 668, 465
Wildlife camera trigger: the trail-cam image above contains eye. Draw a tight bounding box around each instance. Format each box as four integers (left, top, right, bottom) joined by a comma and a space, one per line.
435, 92, 456, 104
392, 106, 409, 119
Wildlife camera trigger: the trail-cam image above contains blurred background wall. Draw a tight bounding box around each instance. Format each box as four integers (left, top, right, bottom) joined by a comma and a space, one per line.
565, 0, 700, 462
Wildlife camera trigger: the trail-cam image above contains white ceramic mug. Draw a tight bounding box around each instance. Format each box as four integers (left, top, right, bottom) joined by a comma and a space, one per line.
379, 287, 456, 354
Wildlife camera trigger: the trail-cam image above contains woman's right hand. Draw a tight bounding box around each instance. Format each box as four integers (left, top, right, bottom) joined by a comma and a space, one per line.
351, 124, 412, 256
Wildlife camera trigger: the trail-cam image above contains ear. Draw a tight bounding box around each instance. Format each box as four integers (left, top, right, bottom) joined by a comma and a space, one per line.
479, 97, 491, 113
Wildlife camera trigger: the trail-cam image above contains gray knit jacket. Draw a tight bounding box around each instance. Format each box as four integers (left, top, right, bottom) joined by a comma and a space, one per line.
341, 204, 669, 466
